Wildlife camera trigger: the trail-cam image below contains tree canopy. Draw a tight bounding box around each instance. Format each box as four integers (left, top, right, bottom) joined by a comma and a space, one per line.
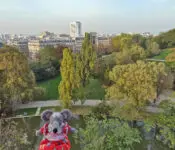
75, 33, 96, 87
75, 117, 141, 150
116, 44, 146, 65
154, 28, 175, 49
58, 48, 75, 108
0, 46, 44, 114
106, 61, 166, 108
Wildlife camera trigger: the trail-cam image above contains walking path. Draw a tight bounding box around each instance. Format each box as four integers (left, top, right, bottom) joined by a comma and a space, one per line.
35, 107, 41, 116
16, 100, 102, 109
15, 90, 174, 113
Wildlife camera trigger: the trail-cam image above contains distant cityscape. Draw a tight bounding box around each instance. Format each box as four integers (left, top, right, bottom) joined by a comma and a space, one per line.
0, 21, 152, 61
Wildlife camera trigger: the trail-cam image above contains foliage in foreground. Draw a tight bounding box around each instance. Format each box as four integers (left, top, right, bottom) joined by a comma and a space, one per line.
74, 117, 141, 150
0, 119, 30, 150
146, 101, 175, 149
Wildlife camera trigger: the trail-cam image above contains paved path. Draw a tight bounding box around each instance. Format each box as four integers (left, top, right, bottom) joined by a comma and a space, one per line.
146, 58, 165, 62
16, 90, 174, 114
35, 107, 41, 116
16, 100, 102, 109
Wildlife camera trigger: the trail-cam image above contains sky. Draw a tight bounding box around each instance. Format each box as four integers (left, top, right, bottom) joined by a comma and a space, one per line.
0, 0, 175, 34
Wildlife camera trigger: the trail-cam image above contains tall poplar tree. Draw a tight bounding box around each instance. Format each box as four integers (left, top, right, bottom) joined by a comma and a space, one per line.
58, 48, 75, 108
75, 33, 96, 87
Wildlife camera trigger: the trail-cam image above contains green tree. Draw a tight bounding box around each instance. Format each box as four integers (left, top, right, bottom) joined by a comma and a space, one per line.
166, 51, 175, 71
112, 33, 133, 52
106, 61, 166, 108
74, 117, 141, 150
58, 48, 75, 108
146, 101, 175, 149
39, 45, 66, 64
0, 46, 44, 113
154, 28, 175, 49
145, 39, 160, 57
75, 33, 96, 87
116, 45, 145, 65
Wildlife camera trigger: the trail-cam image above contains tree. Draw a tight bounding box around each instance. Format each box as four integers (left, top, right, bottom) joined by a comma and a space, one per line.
154, 28, 175, 49
39, 45, 66, 64
31, 45, 67, 81
0, 46, 44, 114
58, 48, 75, 108
146, 101, 175, 149
116, 45, 146, 65
75, 33, 96, 87
166, 51, 175, 71
112, 34, 133, 52
74, 117, 141, 150
106, 61, 166, 108
145, 39, 160, 57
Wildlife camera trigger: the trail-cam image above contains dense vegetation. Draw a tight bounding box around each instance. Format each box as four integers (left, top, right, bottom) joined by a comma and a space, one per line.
154, 28, 175, 49
0, 46, 45, 116
30, 45, 66, 81
0, 29, 175, 149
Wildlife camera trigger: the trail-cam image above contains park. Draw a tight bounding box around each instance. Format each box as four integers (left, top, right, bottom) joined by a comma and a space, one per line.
0, 29, 175, 150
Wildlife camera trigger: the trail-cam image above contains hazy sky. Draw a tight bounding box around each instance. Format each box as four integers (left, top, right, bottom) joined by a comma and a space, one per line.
0, 0, 175, 34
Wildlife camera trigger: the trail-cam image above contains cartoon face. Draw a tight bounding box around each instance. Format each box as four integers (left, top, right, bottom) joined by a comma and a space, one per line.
48, 112, 64, 134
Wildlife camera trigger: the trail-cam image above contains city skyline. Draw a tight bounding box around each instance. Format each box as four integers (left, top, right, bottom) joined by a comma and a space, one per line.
0, 0, 175, 34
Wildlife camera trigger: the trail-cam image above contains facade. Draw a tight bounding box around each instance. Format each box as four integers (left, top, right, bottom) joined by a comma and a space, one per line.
28, 39, 74, 60
141, 32, 152, 37
89, 32, 98, 45
70, 21, 82, 39
8, 40, 29, 56
98, 37, 111, 47
74, 37, 84, 52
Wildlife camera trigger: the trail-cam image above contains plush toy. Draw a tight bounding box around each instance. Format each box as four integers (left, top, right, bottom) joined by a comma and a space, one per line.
36, 110, 53, 136
36, 109, 77, 150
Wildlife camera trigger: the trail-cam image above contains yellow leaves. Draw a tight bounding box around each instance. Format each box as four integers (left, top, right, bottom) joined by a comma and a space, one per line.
166, 51, 175, 62
106, 61, 166, 107
59, 48, 75, 108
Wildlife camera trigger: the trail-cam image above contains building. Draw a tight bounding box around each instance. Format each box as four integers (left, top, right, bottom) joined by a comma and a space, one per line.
98, 37, 111, 47
141, 32, 152, 37
89, 32, 98, 45
70, 21, 82, 39
8, 40, 29, 56
28, 39, 74, 60
74, 37, 84, 52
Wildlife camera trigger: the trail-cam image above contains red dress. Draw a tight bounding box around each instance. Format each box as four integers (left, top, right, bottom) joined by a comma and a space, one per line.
62, 123, 71, 135
40, 123, 49, 136
39, 136, 71, 150
38, 123, 71, 150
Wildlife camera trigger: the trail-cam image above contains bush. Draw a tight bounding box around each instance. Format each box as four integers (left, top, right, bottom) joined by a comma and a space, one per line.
74, 117, 141, 150
30, 61, 60, 81
91, 102, 113, 119
33, 87, 46, 101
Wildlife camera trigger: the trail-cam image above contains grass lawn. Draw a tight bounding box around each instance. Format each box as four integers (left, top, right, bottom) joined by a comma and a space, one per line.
83, 78, 105, 99
38, 75, 61, 100
15, 106, 93, 116
40, 106, 93, 115
15, 108, 37, 116
38, 75, 105, 100
152, 48, 174, 59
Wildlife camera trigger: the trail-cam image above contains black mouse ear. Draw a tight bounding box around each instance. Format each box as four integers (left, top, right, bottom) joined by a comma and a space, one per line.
60, 109, 73, 121
41, 110, 53, 121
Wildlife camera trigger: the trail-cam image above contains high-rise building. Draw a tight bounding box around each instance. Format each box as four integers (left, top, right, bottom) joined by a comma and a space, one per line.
70, 21, 82, 39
